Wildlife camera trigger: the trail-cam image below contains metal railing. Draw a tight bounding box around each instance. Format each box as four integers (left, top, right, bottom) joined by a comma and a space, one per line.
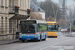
9, 7, 15, 13
9, 6, 19, 14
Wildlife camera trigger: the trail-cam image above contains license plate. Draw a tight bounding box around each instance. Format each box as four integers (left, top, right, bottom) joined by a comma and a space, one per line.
50, 35, 53, 36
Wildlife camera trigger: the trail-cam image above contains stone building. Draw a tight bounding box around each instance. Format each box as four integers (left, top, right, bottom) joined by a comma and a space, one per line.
0, 0, 30, 40
30, 2, 45, 20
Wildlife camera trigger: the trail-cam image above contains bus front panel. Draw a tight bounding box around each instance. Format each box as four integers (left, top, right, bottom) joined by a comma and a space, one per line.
47, 23, 59, 37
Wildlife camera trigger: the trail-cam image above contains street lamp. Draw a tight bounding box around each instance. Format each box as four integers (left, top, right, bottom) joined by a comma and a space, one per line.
55, 7, 59, 22
51, 2, 58, 22
69, 23, 71, 35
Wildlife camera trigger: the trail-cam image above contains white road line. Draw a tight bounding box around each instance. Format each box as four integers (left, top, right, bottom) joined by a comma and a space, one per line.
46, 38, 49, 40
40, 38, 75, 50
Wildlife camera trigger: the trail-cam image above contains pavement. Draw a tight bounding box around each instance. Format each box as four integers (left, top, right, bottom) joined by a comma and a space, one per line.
0, 32, 74, 45
0, 32, 75, 50
0, 39, 19, 45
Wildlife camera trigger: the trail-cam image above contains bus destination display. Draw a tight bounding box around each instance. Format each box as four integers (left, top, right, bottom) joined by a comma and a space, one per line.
20, 21, 36, 24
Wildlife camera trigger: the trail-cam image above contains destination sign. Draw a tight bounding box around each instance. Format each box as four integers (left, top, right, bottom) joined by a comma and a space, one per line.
48, 23, 57, 25
20, 21, 36, 24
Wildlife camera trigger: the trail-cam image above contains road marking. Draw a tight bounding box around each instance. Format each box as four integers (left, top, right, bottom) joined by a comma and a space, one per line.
55, 38, 57, 40
40, 38, 75, 50
47, 38, 48, 40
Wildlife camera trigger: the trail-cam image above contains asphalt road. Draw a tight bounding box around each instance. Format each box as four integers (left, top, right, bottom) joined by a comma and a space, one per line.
0, 33, 75, 50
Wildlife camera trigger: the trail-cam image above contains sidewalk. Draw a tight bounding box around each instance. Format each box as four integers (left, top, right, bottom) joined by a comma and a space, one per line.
0, 39, 19, 45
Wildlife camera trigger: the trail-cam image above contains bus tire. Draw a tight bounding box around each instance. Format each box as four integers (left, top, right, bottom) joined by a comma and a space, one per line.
35, 39, 39, 42
22, 40, 25, 42
39, 35, 42, 41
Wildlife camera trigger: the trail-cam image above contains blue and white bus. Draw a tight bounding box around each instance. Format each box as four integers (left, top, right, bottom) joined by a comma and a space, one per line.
18, 20, 47, 42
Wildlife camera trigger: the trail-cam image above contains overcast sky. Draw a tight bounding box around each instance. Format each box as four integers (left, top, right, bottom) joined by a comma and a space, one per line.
38, 0, 75, 6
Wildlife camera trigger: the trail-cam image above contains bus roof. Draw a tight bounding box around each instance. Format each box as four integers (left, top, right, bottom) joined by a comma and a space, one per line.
47, 21, 57, 23
37, 20, 46, 24
20, 19, 47, 24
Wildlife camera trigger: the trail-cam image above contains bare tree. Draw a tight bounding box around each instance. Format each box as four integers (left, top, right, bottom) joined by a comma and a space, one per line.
39, 0, 62, 21
30, 12, 44, 20
58, 18, 67, 28
47, 16, 54, 21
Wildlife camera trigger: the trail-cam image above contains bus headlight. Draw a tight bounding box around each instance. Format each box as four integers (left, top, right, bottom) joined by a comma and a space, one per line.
19, 33, 22, 38
19, 33, 22, 35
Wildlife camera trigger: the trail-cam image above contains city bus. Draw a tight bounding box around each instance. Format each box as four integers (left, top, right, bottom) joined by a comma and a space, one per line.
47, 21, 59, 38
18, 20, 47, 42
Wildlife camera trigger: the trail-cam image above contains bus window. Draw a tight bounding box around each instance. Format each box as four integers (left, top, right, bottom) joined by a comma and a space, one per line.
21, 24, 36, 33
38, 24, 47, 32
48, 25, 58, 31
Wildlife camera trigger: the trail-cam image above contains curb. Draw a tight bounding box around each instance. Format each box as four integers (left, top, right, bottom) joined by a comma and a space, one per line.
0, 39, 19, 45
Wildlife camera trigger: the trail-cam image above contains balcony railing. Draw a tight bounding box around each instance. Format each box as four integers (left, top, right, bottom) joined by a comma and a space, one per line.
9, 7, 15, 14
9, 6, 19, 14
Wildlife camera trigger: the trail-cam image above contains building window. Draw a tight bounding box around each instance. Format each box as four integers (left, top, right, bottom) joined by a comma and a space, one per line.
1, 0, 3, 6
15, 6, 19, 13
5, 17, 7, 33
1, 17, 3, 34
33, 8, 34, 11
38, 8, 40, 11
5, 0, 8, 7
28, 0, 29, 8
5, 0, 6, 7
20, 0, 21, 7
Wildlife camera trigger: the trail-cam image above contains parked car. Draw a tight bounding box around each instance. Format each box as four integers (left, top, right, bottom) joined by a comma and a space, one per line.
61, 29, 67, 32
67, 28, 70, 32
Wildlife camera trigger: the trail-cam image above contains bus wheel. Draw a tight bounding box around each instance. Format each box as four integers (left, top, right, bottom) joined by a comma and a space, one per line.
22, 40, 25, 42
39, 35, 42, 41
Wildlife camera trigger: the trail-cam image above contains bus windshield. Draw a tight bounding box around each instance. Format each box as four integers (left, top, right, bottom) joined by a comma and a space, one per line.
20, 24, 36, 33
47, 25, 58, 31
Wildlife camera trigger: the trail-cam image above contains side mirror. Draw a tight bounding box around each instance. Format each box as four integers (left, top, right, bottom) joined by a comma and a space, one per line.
57, 24, 59, 27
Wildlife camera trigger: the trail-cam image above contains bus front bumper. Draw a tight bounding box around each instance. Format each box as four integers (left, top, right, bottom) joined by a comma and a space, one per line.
19, 36, 39, 40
